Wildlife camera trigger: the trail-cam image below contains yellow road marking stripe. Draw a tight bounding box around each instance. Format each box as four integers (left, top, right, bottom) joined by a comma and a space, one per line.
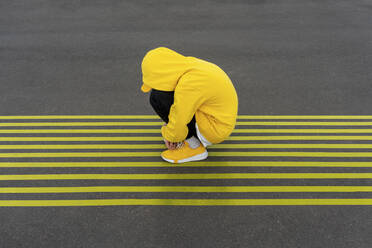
236, 122, 372, 126
1, 173, 372, 180
3, 144, 372, 149
229, 136, 372, 140
0, 122, 162, 126
0, 137, 164, 141
0, 129, 161, 133
0, 161, 372, 167
2, 129, 372, 134
1, 199, 372, 206
2, 121, 372, 127
232, 129, 372, 133
0, 136, 153, 142
0, 144, 164, 149
2, 136, 372, 141
216, 144, 372, 148
238, 115, 372, 119
1, 115, 372, 119
2, 186, 372, 193
2, 151, 372, 157
0, 115, 160, 119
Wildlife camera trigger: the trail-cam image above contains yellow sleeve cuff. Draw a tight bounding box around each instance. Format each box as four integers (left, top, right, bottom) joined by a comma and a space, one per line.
161, 125, 183, 142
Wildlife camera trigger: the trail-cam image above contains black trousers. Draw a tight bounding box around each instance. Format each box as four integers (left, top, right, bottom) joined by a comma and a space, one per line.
149, 89, 197, 140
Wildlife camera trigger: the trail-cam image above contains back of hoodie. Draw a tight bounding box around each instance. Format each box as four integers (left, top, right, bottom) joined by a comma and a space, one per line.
141, 47, 238, 144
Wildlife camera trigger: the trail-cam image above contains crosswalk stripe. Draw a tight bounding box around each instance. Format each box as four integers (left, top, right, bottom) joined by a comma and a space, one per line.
0, 161, 372, 167
2, 151, 372, 157
2, 121, 372, 127
1, 173, 372, 180
1, 199, 372, 206
2, 186, 372, 193
3, 144, 372, 149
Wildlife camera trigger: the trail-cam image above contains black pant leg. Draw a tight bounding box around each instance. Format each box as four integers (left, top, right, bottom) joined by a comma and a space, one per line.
149, 89, 174, 123
149, 89, 197, 139
186, 116, 197, 139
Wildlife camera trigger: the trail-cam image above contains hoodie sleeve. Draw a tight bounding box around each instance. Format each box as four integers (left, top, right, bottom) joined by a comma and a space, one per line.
161, 73, 205, 142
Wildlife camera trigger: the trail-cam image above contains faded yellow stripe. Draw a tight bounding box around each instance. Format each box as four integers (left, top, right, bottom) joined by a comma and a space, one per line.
0, 137, 163, 141
2, 151, 372, 158
1, 115, 372, 119
228, 136, 372, 140
214, 144, 372, 149
0, 122, 162, 127
1, 173, 372, 180
0, 152, 157, 157
0, 161, 372, 168
2, 186, 372, 193
0, 144, 164, 149
0, 199, 372, 206
232, 129, 372, 133
0, 129, 160, 134
0, 115, 160, 119
238, 115, 372, 119
2, 136, 372, 142
237, 121, 372, 126
4, 143, 372, 149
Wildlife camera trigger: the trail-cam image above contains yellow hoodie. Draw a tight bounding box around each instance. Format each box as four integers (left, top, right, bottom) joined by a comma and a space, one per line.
141, 47, 238, 144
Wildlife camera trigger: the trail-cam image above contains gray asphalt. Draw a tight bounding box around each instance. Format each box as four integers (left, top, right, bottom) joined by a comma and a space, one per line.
1, 0, 372, 247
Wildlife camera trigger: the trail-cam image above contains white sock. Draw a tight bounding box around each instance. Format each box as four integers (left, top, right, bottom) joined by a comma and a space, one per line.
186, 136, 201, 149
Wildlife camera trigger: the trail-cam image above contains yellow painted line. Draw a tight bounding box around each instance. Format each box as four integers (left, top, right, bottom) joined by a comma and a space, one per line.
2, 186, 372, 193
1, 173, 372, 180
0, 144, 165, 149
237, 122, 372, 126
0, 129, 161, 134
0, 137, 163, 141
0, 152, 157, 157
1, 136, 372, 142
0, 122, 162, 127
3, 144, 372, 150
213, 144, 372, 149
2, 151, 372, 158
1, 161, 372, 168
234, 129, 372, 133
207, 152, 372, 157
2, 121, 372, 127
1, 199, 372, 206
1, 115, 372, 119
229, 136, 372, 140
238, 115, 372, 119
0, 115, 160, 119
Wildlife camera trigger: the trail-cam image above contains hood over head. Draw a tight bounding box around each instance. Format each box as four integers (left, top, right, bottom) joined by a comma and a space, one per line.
141, 47, 190, 92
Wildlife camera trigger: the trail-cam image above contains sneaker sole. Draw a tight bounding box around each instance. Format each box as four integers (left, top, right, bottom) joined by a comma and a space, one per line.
161, 150, 208, 164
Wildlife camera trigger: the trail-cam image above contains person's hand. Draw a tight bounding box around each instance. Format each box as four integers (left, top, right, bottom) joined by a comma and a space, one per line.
162, 123, 178, 150
164, 139, 178, 150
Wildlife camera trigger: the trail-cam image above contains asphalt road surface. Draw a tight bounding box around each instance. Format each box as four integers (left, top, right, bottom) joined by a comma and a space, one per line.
1, 0, 372, 247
